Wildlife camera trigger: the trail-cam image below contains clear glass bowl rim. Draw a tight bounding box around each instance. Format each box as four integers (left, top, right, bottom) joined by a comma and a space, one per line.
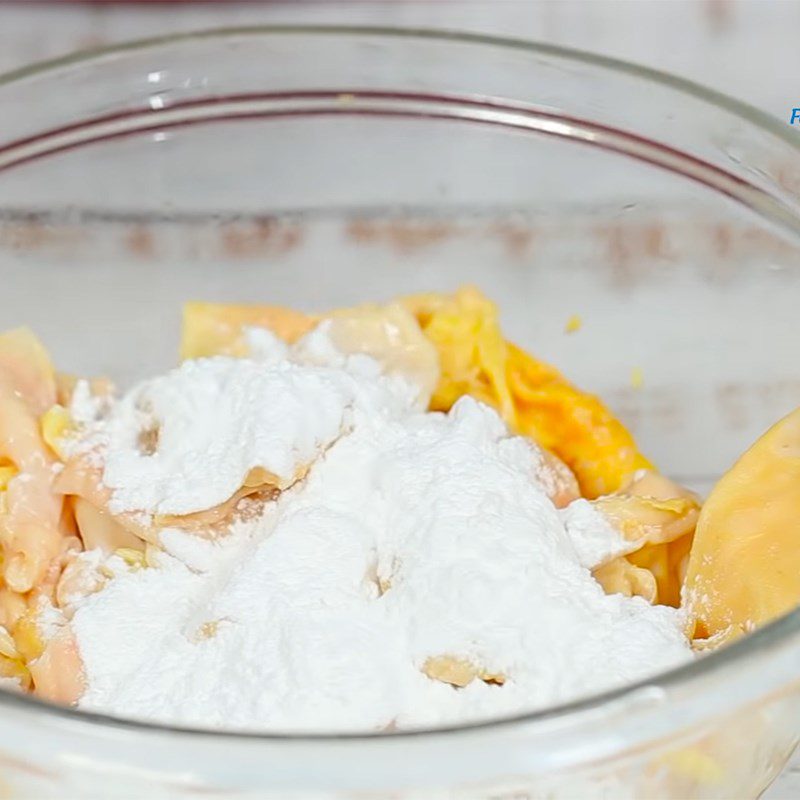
0, 23, 798, 743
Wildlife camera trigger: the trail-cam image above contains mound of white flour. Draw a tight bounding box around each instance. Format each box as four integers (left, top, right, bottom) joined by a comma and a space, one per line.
69, 340, 692, 732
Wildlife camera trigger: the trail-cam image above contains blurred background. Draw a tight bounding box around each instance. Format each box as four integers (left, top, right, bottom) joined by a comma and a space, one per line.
0, 2, 797, 796
0, 0, 799, 126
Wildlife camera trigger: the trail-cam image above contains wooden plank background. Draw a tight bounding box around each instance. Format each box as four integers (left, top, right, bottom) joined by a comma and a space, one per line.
0, 1, 796, 796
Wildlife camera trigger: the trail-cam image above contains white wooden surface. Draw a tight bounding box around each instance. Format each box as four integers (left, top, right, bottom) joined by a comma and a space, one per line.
1, 0, 800, 121
0, 1, 797, 796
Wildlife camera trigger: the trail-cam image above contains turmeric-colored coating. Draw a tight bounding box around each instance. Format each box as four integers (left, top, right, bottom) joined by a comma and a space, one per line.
402, 288, 652, 498
684, 406, 800, 642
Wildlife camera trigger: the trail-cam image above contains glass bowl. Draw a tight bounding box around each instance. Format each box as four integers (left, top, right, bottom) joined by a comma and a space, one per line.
0, 26, 798, 800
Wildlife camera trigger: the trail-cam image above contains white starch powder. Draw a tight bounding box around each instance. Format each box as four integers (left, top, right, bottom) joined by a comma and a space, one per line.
66, 331, 692, 732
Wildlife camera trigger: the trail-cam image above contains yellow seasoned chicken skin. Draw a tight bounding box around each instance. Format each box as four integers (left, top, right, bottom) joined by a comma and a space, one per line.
684, 406, 800, 643
590, 472, 700, 607
0, 331, 71, 599
180, 301, 316, 360
402, 288, 653, 498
